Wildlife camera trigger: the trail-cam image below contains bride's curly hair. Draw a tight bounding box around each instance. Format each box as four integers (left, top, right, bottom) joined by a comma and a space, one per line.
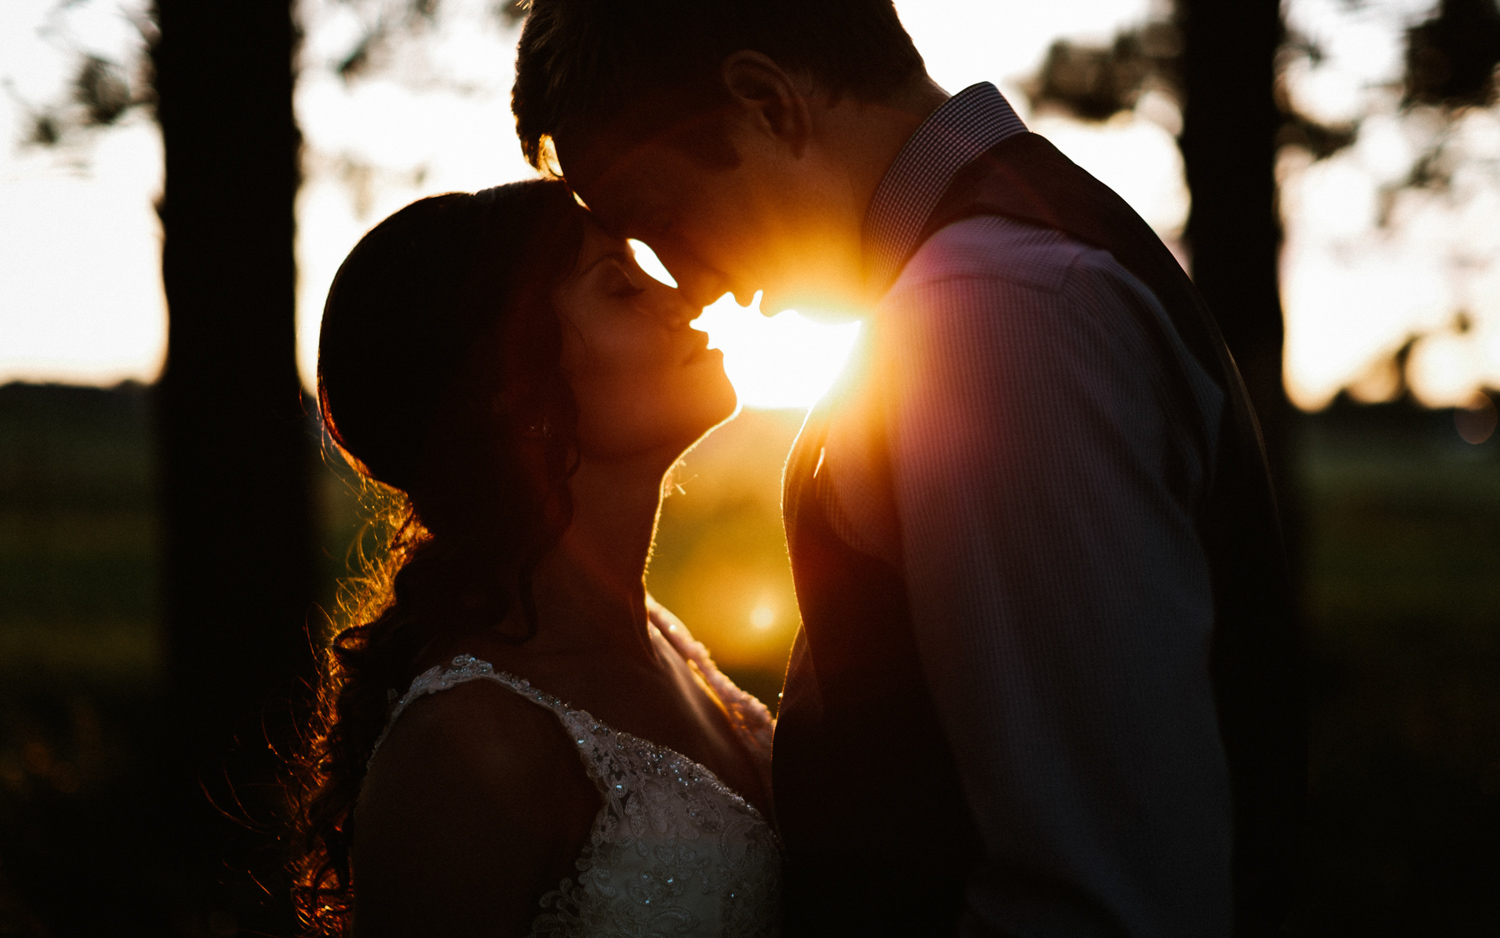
288, 180, 587, 936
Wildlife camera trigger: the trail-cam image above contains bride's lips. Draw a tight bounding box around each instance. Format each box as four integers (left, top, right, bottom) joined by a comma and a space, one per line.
684, 329, 720, 364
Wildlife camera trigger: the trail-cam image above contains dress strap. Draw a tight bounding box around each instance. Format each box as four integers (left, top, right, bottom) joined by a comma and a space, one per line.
369, 654, 588, 766
369, 640, 772, 824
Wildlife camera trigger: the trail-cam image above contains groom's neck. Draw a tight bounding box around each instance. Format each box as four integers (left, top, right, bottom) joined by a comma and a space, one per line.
808, 75, 950, 303
826, 77, 948, 202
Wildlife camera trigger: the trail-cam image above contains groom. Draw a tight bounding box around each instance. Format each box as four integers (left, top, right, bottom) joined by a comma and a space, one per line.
513, 2, 1304, 935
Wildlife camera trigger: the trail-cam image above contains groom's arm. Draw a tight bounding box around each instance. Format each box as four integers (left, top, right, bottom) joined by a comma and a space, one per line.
877, 220, 1232, 937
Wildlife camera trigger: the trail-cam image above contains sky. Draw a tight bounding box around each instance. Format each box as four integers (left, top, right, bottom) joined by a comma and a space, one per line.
0, 0, 1495, 409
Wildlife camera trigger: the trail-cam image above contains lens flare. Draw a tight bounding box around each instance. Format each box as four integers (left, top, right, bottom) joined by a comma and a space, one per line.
628, 239, 678, 288
749, 601, 776, 631
692, 292, 862, 410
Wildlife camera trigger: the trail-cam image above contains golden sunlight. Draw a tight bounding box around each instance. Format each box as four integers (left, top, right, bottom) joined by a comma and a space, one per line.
629, 238, 862, 411
749, 598, 777, 631
694, 293, 863, 411
627, 239, 678, 288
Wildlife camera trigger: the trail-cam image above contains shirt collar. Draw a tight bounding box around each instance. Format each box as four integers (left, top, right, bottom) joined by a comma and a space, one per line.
862, 82, 1029, 291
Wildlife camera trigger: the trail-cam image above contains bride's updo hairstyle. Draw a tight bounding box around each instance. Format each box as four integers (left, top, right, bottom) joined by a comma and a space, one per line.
291, 179, 586, 935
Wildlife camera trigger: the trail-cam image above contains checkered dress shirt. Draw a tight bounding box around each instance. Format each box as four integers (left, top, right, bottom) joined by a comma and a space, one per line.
815, 83, 1233, 937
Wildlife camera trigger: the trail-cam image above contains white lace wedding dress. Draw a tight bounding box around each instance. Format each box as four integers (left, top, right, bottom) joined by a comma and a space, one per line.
372, 603, 782, 937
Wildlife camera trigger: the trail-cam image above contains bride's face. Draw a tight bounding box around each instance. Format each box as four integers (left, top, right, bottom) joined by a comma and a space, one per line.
551, 215, 737, 462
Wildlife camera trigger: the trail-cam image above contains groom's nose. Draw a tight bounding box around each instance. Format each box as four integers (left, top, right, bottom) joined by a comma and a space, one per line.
652, 249, 737, 311
672, 270, 729, 311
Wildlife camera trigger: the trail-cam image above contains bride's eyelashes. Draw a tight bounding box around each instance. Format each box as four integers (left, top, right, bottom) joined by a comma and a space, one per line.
605, 261, 647, 299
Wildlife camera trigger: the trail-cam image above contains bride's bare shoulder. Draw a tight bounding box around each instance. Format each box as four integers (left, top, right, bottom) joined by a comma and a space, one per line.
351, 674, 598, 937
362, 672, 589, 804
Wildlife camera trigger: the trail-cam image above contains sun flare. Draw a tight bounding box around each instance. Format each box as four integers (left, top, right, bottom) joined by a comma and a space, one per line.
628, 239, 678, 288
629, 239, 863, 410
694, 294, 862, 411
749, 600, 777, 631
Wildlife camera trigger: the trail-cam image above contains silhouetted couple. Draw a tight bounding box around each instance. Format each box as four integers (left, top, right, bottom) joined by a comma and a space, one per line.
291, 2, 1303, 936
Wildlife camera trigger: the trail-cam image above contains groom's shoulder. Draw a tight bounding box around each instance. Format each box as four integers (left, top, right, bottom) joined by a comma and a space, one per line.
896, 214, 1094, 296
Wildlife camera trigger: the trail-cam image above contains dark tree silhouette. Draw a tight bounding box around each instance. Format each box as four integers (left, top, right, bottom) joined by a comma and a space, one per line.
1027, 2, 1299, 542
1027, 3, 1291, 457
1177, 0, 1290, 479
151, 0, 315, 929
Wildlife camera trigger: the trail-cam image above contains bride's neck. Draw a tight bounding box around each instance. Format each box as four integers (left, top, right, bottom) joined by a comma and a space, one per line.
524, 455, 667, 660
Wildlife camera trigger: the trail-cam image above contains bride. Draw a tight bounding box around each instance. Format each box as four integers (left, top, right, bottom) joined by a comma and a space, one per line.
291, 180, 781, 937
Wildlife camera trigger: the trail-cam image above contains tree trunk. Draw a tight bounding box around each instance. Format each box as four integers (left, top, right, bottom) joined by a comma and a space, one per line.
1177, 0, 1300, 544
151, 0, 313, 929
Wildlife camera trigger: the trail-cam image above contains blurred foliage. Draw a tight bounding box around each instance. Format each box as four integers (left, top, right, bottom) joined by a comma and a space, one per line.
1024, 10, 1364, 164
1020, 0, 1496, 169
12, 0, 530, 148
72, 55, 135, 128
1371, 0, 1500, 206
1025, 0, 1500, 185
331, 0, 442, 82
1026, 21, 1182, 121
18, 5, 155, 151
325, 0, 525, 83
1405, 0, 1500, 108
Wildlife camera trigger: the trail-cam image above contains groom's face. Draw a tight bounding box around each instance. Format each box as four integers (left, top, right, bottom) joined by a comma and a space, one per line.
557, 122, 866, 319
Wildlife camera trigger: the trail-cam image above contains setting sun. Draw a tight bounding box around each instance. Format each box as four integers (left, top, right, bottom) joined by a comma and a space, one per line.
749, 599, 777, 631
694, 295, 863, 410
628, 238, 864, 411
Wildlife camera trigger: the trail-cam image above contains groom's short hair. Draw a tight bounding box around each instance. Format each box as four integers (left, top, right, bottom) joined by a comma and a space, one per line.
512, 0, 925, 170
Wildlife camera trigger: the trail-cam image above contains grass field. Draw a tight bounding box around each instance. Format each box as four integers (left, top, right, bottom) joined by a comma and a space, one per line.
1, 382, 1497, 934
1293, 406, 1500, 935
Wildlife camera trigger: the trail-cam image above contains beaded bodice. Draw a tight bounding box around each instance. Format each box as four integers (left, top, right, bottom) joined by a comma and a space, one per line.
373, 611, 782, 937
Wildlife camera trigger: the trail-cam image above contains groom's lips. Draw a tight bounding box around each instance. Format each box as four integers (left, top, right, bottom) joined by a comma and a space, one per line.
684, 329, 719, 364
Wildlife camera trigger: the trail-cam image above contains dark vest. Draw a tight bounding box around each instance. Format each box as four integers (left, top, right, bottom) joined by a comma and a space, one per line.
774, 133, 1305, 936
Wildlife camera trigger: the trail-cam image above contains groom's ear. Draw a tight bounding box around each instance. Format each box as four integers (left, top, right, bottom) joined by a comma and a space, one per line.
720, 51, 813, 158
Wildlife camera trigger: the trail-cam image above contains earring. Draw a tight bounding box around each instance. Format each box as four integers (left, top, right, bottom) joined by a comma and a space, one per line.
526, 416, 553, 440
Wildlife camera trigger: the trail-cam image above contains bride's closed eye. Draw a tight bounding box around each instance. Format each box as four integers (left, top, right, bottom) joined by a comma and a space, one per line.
604, 260, 646, 299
